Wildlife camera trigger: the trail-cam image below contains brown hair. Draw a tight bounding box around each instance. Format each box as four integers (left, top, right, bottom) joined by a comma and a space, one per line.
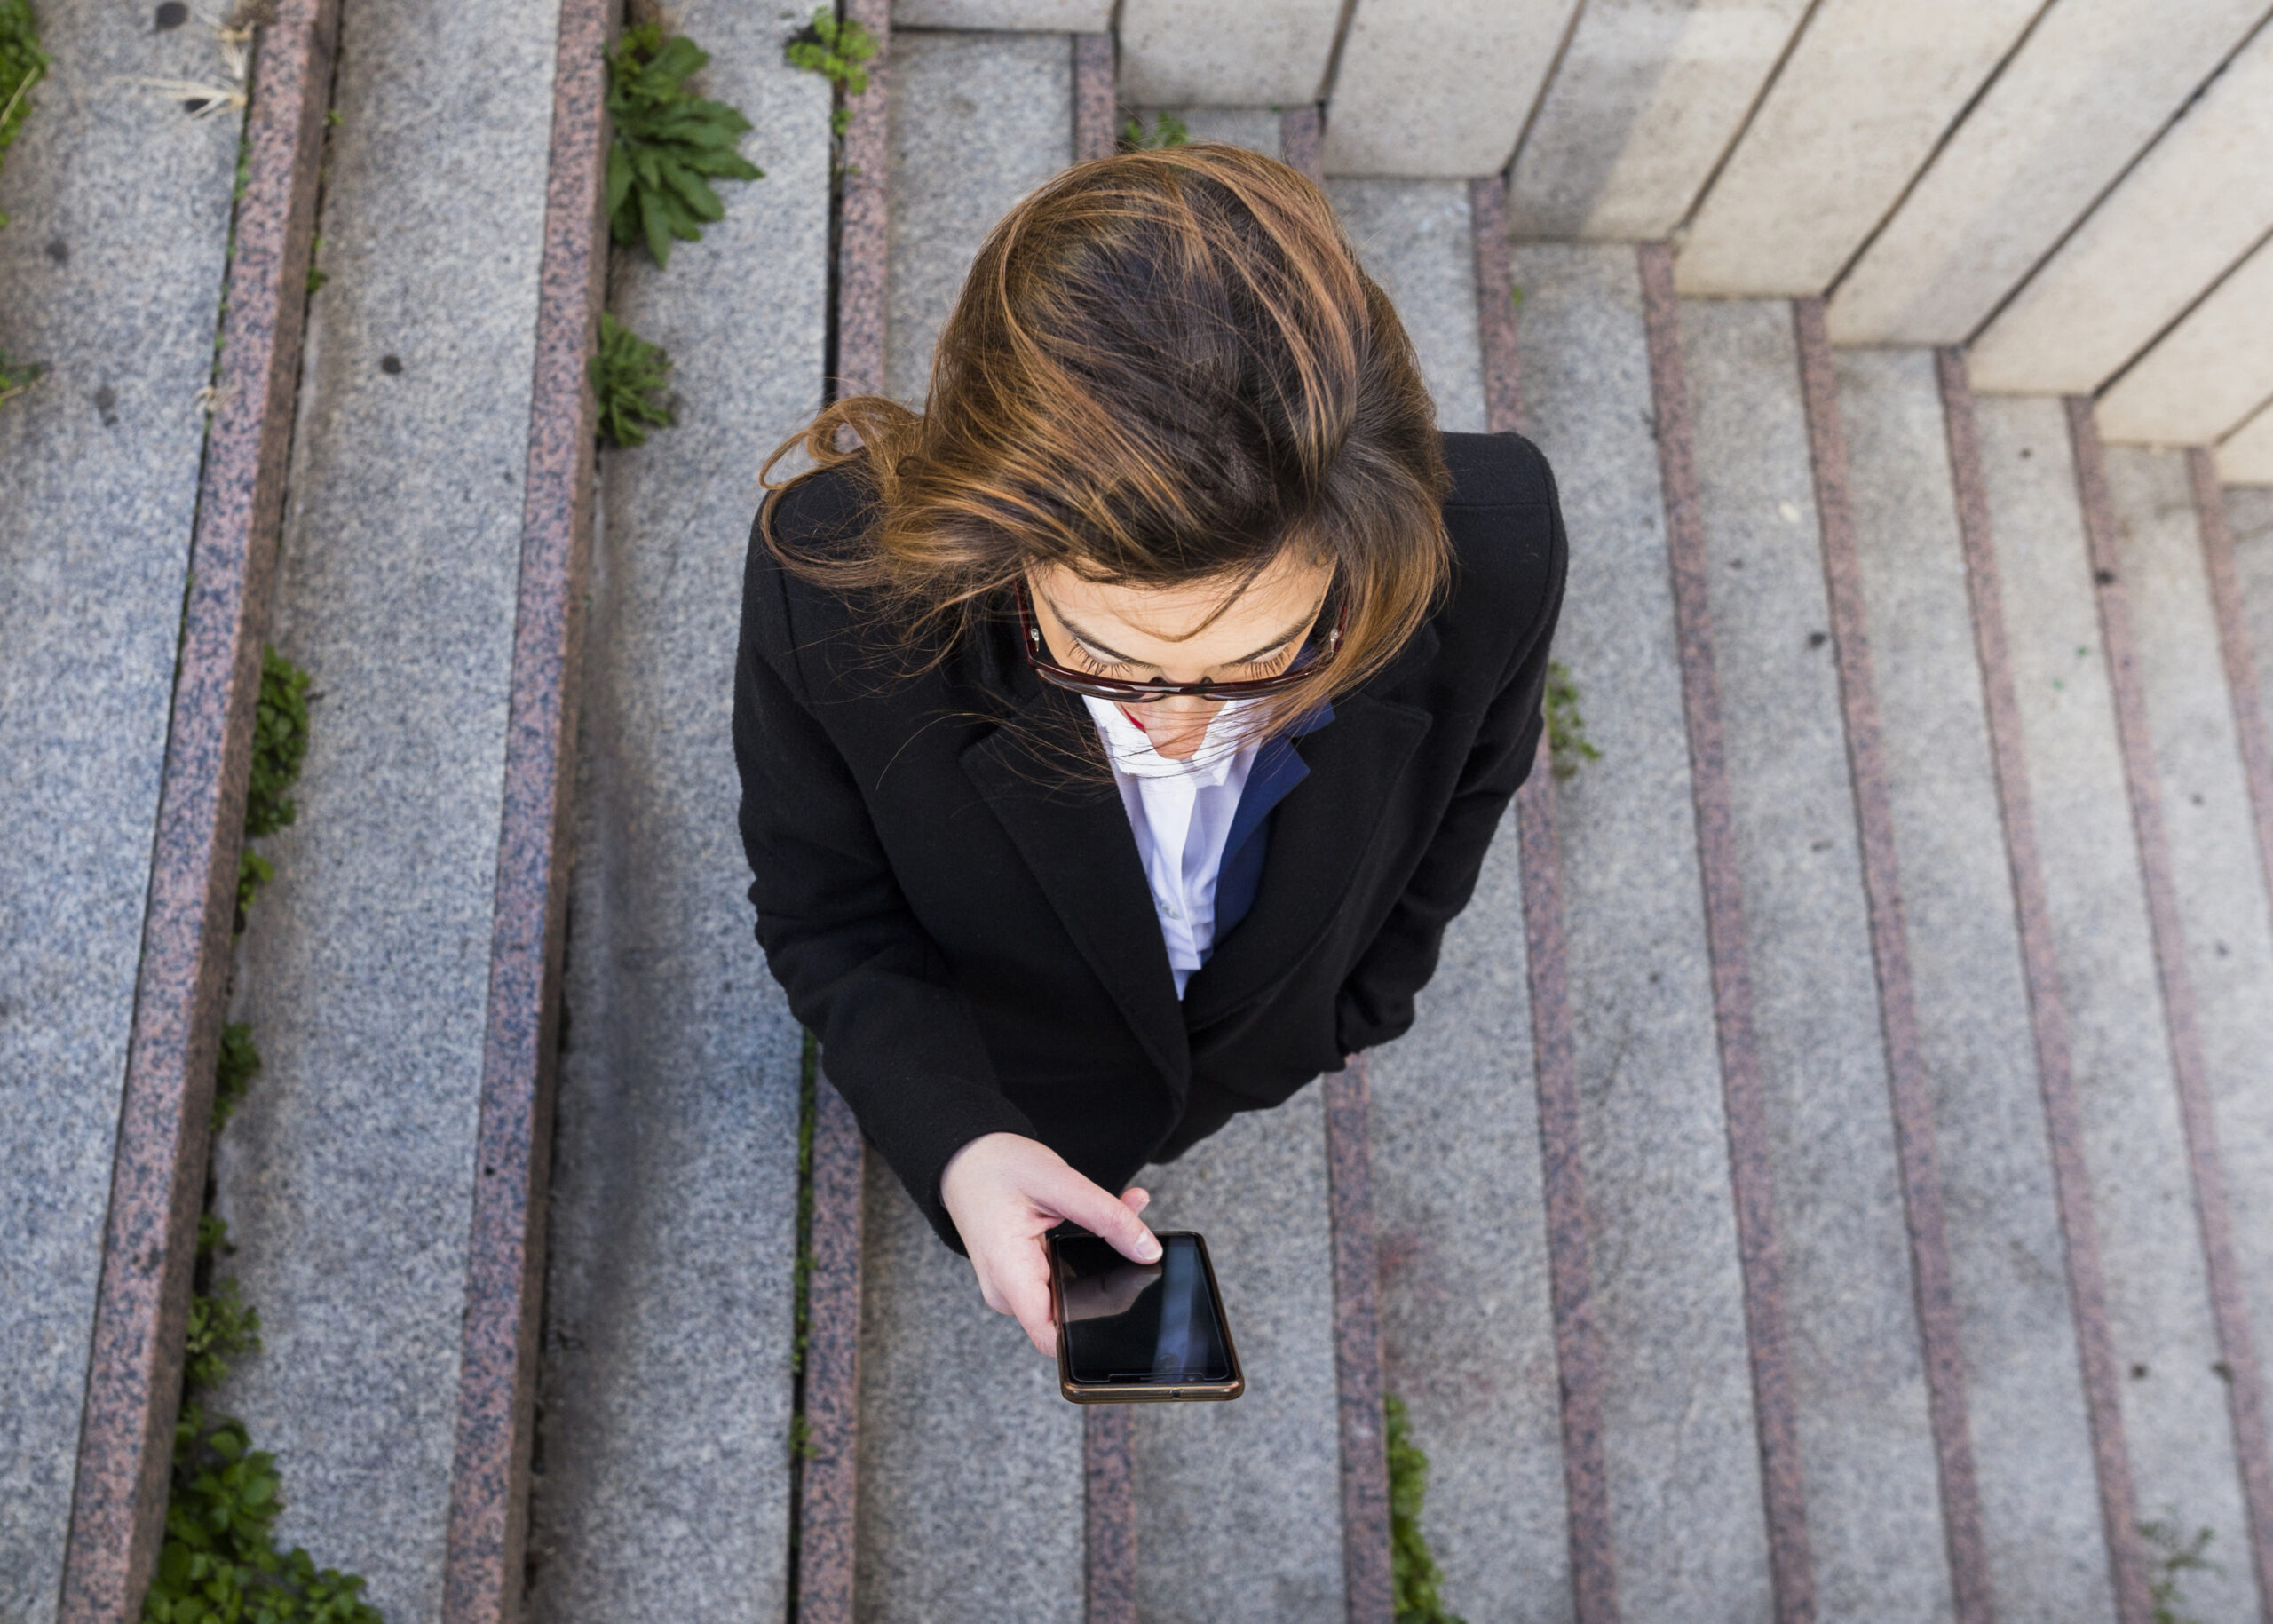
760, 140, 1453, 744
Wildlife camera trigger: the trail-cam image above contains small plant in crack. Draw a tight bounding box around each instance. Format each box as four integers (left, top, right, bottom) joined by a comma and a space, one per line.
1546, 659, 1599, 780
1120, 110, 1188, 150
2142, 1518, 2216, 1624
591, 312, 676, 449
606, 21, 764, 268
788, 5, 875, 138
0, 349, 40, 405
1386, 1395, 1465, 1624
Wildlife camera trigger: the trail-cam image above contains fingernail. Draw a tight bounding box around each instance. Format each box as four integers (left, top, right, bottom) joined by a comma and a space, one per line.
1139, 1235, 1161, 1261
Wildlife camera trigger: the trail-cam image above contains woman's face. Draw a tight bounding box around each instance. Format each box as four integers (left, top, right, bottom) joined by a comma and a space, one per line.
1024, 550, 1335, 761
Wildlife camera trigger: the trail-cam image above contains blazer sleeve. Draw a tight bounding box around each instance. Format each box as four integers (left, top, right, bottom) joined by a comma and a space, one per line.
733, 506, 1036, 1251
1332, 456, 1568, 1057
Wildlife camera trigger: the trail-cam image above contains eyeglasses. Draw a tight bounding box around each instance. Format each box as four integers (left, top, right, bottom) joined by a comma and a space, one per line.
1014, 578, 1346, 704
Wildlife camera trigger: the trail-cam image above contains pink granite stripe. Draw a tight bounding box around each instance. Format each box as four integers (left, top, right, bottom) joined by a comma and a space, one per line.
1083, 1404, 1136, 1624
1515, 735, 1619, 1624
439, 4, 612, 1619
2191, 448, 2273, 922
2068, 400, 2273, 1621
797, 1074, 866, 1624
1636, 242, 1816, 1624
1792, 301, 1990, 1622
1073, 33, 1115, 164
1936, 352, 2151, 1624
1473, 174, 1617, 1624
57, 4, 341, 1616
1324, 1058, 1393, 1624
1281, 105, 1322, 185
835, 0, 890, 400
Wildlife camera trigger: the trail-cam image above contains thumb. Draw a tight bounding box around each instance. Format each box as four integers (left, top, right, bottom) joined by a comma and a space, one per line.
1044, 1168, 1162, 1264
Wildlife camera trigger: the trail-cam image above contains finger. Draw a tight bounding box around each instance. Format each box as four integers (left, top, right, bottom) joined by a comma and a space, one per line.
1042, 1168, 1162, 1264
1121, 1187, 1151, 1216
996, 1254, 1059, 1358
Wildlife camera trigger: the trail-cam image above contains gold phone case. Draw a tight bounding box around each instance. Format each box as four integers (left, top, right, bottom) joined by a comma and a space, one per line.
1051, 1229, 1246, 1404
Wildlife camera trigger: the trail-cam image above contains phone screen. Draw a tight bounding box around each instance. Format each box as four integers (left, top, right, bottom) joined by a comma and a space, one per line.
1056, 1232, 1233, 1386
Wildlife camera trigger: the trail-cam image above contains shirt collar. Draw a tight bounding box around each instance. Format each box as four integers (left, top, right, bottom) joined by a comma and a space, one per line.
1082, 696, 1257, 785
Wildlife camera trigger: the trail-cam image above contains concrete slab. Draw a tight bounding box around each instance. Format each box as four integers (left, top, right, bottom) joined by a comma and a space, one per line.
1319, 0, 1579, 178
1826, 0, 2266, 346
1968, 22, 2273, 395
1118, 0, 1340, 107
0, 7, 240, 1616
1508, 0, 1810, 241
1327, 179, 1486, 433
895, 0, 1108, 27
887, 29, 1072, 407
1132, 1088, 1345, 1623
2224, 401, 2273, 486
2103, 448, 2273, 1532
1836, 349, 2114, 1619
1511, 242, 1774, 1618
855, 1158, 1085, 1621
1680, 301, 1952, 1620
1675, 0, 2042, 297
207, 1, 559, 1618
1367, 816, 1572, 1620
2098, 235, 2273, 447
1975, 396, 2258, 1622
1136, 104, 1284, 156
519, 4, 830, 1618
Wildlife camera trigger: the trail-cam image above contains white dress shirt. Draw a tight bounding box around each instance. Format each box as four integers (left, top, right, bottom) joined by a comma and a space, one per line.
1084, 696, 1261, 997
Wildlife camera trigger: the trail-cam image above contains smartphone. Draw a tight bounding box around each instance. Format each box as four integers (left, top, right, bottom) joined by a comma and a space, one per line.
1048, 1228, 1244, 1403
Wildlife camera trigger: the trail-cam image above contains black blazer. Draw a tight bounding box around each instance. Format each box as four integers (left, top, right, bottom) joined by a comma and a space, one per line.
734, 431, 1568, 1248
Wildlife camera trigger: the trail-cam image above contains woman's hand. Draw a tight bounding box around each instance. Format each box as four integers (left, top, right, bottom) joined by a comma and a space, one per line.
939, 1132, 1160, 1357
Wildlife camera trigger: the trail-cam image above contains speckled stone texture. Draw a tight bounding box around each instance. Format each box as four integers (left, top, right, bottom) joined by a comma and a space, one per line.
797, 1077, 867, 1623
855, 1159, 1084, 1621
0, 6, 242, 1616
2236, 486, 2273, 797
1132, 1088, 1346, 1623
1326, 180, 1485, 435
2197, 458, 2273, 949
1510, 242, 1773, 1620
1976, 395, 2261, 1623
520, 5, 830, 1617
1838, 348, 2115, 1620
1680, 296, 1951, 1620
208, 2, 558, 1618
885, 29, 1072, 407
2099, 445, 2273, 1605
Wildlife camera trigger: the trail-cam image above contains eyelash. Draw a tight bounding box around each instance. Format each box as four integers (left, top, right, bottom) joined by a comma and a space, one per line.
1072, 645, 1283, 677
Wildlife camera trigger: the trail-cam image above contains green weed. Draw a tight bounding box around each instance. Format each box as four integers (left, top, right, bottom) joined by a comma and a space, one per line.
787, 7, 876, 139
211, 1022, 261, 1131
184, 1277, 260, 1390
0, 0, 49, 228
247, 646, 313, 837
2142, 1518, 2216, 1624
0, 349, 40, 405
1121, 111, 1188, 150
1546, 659, 1599, 780
1386, 1395, 1465, 1624
142, 1406, 383, 1624
606, 22, 764, 268
591, 312, 676, 448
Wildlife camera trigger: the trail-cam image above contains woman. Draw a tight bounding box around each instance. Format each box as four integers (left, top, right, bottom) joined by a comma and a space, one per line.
734, 143, 1565, 1358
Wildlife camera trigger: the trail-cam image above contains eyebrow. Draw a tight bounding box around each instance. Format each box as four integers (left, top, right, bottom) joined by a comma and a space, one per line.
1044, 592, 1317, 669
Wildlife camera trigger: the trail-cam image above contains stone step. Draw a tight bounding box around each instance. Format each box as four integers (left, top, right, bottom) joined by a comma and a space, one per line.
520, 2, 833, 1617
206, 0, 565, 1615
0, 2, 245, 1614
2237, 487, 2273, 733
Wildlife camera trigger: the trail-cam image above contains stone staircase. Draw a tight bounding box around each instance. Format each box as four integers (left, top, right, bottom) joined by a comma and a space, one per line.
6, 4, 2273, 1623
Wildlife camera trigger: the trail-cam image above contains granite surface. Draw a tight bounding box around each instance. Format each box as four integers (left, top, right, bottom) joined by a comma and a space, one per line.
1681, 300, 1952, 1620
1511, 242, 1774, 1619
2098, 235, 2273, 448
2103, 447, 2273, 1564
1967, 26, 2273, 396
855, 1157, 1085, 1622
1827, 0, 2265, 345
1976, 397, 2259, 1622
1319, 0, 1578, 178
1133, 1088, 1347, 1624
894, 0, 1109, 25
1838, 349, 2114, 1620
0, 4, 240, 1614
519, 4, 830, 1620
1507, 0, 1811, 242
886, 29, 1071, 408
1368, 814, 1572, 1620
1326, 179, 1486, 435
1117, 0, 1340, 106
209, 2, 558, 1617
2238, 488, 2273, 741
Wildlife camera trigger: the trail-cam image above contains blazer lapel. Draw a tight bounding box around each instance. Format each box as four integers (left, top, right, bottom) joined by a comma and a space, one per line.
962, 687, 1192, 1089
1183, 687, 1433, 1025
